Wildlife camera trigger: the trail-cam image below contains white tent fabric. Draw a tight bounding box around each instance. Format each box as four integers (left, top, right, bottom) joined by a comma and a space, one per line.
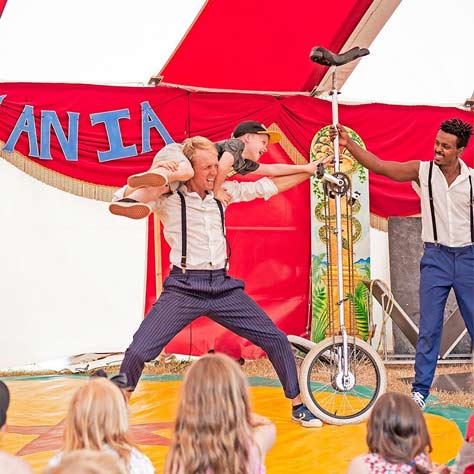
342, 0, 474, 105
1, 0, 472, 104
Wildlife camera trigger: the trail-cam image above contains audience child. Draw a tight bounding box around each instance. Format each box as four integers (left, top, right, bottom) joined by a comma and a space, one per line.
165, 353, 276, 474
347, 392, 450, 474
46, 377, 154, 474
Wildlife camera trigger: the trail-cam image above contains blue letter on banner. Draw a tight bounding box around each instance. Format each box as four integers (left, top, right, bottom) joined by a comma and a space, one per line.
141, 101, 174, 153
90, 109, 137, 162
4, 105, 40, 157
40, 111, 79, 161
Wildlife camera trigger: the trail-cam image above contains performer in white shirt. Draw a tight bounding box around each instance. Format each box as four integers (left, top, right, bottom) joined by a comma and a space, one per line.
331, 118, 474, 410
118, 136, 324, 428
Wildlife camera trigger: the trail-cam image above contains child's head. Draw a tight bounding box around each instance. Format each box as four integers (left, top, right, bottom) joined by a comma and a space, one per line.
367, 392, 432, 466
44, 449, 127, 474
232, 121, 281, 161
63, 377, 135, 463
166, 353, 254, 474
0, 380, 10, 430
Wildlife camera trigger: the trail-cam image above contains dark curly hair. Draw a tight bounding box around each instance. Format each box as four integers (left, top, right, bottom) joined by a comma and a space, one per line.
440, 118, 473, 148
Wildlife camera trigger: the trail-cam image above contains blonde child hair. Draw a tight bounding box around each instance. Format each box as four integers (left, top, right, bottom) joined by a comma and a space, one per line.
165, 353, 265, 474
62, 377, 136, 465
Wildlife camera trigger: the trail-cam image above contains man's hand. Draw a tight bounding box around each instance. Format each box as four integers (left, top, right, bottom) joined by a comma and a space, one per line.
329, 124, 349, 147
215, 188, 232, 206
151, 160, 179, 171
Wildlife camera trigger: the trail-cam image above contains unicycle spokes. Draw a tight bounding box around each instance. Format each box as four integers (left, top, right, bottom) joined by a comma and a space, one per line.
299, 336, 387, 425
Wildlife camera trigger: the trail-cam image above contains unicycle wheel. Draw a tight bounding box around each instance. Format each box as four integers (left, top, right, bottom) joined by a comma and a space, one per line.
299, 336, 387, 425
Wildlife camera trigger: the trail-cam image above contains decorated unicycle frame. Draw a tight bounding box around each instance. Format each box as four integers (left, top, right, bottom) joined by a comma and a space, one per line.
289, 47, 387, 425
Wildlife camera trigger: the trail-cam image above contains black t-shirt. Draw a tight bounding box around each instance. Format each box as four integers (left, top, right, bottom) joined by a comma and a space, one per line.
215, 139, 260, 176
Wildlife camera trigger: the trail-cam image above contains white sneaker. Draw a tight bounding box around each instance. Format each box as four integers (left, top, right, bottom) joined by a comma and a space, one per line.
411, 391, 426, 410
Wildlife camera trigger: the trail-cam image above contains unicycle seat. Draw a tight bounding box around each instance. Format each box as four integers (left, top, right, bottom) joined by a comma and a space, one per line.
310, 46, 369, 67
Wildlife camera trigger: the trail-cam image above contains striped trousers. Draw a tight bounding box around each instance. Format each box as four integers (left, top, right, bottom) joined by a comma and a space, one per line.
120, 267, 301, 399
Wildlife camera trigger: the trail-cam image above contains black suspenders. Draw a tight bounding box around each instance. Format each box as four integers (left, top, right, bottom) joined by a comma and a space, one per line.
470, 174, 474, 243
428, 160, 474, 245
177, 191, 188, 272
176, 191, 231, 273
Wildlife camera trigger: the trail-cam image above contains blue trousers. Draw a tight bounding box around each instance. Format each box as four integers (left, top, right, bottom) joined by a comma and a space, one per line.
413, 243, 474, 397
120, 267, 300, 399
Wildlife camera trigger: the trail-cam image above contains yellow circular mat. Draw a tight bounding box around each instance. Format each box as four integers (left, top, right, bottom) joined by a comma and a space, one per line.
0, 377, 464, 473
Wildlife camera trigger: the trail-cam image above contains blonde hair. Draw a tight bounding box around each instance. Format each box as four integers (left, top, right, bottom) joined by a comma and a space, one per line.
165, 353, 255, 474
62, 378, 136, 465
44, 449, 127, 474
182, 136, 216, 162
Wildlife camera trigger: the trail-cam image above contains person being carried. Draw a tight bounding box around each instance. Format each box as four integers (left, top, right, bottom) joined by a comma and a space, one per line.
118, 135, 323, 428
109, 120, 320, 218
165, 353, 276, 474
331, 119, 473, 410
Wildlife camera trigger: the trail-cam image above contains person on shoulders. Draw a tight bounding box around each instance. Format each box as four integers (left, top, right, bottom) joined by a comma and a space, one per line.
110, 121, 321, 218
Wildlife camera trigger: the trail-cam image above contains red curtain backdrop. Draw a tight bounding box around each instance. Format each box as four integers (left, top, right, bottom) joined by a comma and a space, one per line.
1, 82, 473, 357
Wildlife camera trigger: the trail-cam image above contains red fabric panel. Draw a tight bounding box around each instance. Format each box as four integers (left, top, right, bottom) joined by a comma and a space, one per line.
159, 0, 374, 92
0, 0, 8, 17
2, 82, 471, 218
273, 96, 474, 217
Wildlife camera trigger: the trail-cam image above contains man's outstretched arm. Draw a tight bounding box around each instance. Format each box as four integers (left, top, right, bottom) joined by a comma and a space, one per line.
224, 161, 319, 203
331, 124, 420, 183
271, 172, 313, 193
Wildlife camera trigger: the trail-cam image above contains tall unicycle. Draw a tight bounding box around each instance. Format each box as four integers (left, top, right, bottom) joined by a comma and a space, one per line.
297, 46, 387, 425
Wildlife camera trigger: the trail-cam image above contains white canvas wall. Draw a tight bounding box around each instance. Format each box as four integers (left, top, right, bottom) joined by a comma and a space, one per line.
0, 159, 148, 369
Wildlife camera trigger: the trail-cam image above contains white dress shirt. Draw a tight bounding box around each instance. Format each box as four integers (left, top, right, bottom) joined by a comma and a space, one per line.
413, 159, 474, 247
155, 177, 278, 269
